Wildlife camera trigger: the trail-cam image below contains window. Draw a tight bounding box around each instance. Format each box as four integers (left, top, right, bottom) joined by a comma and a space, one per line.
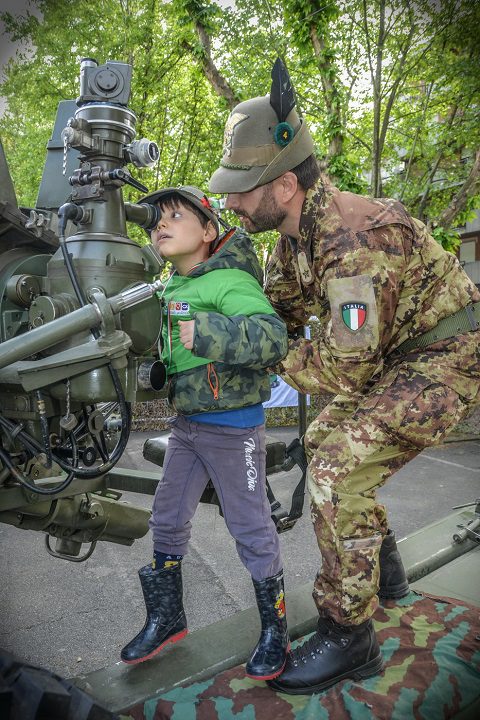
459, 240, 476, 263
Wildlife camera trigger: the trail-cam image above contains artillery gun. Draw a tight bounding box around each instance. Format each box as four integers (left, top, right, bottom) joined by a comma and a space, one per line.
1, 57, 479, 720
0, 58, 168, 563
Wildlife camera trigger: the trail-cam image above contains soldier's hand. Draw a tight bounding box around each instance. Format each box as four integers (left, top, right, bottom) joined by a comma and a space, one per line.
178, 320, 195, 350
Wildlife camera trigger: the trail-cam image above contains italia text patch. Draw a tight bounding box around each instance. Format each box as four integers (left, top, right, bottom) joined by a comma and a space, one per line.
342, 302, 367, 331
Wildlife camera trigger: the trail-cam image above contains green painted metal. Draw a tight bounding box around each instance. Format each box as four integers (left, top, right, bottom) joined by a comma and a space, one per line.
74, 508, 480, 714
398, 508, 478, 583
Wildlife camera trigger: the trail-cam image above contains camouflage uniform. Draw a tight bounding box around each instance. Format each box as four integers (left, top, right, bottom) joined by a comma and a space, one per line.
265, 181, 480, 625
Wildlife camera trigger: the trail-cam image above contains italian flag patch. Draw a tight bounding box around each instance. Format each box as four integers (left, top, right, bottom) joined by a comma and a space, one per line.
341, 302, 367, 331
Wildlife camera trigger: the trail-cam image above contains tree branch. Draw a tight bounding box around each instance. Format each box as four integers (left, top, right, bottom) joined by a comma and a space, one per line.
194, 22, 240, 109
416, 104, 459, 219
436, 149, 480, 230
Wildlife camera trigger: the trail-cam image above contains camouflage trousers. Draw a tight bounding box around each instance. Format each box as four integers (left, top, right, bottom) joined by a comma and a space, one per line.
304, 363, 475, 626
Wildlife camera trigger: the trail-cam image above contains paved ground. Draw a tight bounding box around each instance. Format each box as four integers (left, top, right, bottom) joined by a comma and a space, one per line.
0, 427, 479, 679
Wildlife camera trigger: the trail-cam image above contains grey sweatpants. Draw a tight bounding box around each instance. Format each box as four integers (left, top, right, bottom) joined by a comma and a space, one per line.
149, 414, 282, 581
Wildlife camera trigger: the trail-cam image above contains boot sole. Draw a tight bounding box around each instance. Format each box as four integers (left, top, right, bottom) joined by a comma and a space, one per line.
121, 628, 188, 665
268, 653, 385, 695
245, 642, 291, 681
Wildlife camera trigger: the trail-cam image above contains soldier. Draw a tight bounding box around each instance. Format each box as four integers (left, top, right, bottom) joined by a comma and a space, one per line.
120, 186, 290, 682
209, 64, 480, 694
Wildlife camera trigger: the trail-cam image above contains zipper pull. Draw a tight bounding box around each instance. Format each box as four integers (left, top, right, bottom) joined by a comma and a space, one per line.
207, 363, 219, 400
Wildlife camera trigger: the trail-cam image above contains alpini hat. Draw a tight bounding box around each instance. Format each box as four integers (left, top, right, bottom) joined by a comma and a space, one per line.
209, 59, 315, 194
139, 185, 220, 237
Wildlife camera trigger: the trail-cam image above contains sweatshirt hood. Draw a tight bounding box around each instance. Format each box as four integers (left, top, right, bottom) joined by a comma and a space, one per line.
187, 227, 263, 284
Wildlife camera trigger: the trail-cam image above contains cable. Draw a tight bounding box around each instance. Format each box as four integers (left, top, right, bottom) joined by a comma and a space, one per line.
0, 202, 136, 494
0, 443, 76, 497
0, 411, 129, 480
55, 203, 132, 474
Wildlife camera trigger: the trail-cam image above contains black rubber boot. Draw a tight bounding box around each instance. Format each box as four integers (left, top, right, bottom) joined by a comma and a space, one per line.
245, 570, 290, 680
378, 529, 410, 599
121, 563, 187, 664
268, 616, 384, 695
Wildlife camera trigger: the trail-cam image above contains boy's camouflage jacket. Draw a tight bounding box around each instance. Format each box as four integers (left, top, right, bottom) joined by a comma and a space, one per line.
264, 181, 480, 400
164, 228, 288, 414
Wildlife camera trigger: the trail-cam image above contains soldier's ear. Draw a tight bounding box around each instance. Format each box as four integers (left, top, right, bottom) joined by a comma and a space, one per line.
275, 171, 298, 203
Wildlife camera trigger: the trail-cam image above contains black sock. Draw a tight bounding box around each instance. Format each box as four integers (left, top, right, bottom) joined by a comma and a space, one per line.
152, 551, 183, 570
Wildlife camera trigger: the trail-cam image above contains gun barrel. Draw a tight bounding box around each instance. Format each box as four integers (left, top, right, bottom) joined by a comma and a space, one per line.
0, 303, 102, 370
0, 280, 164, 371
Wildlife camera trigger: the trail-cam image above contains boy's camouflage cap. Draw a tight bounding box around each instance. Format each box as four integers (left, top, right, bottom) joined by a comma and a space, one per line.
209, 95, 315, 194
139, 185, 219, 236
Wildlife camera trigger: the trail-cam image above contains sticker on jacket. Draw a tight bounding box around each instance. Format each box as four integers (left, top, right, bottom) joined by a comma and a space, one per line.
167, 301, 190, 315
327, 275, 379, 352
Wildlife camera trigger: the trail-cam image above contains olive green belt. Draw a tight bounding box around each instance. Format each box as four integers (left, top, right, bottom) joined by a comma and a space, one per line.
395, 301, 480, 354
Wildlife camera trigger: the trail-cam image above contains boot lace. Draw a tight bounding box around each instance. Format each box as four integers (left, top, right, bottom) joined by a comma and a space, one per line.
291, 624, 349, 667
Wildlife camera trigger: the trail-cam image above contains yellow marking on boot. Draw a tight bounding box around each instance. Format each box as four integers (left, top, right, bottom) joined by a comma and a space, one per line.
164, 560, 179, 568
274, 591, 286, 618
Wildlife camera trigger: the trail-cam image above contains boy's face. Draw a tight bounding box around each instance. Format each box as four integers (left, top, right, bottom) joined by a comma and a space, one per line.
151, 201, 216, 274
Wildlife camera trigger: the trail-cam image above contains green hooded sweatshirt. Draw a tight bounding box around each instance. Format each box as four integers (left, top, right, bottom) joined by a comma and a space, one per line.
158, 228, 288, 415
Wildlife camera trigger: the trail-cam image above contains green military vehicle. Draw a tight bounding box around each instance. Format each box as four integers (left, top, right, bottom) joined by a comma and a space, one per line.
0, 59, 479, 719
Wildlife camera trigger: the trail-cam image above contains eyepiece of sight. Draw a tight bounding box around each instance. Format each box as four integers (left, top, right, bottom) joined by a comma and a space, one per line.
125, 139, 160, 168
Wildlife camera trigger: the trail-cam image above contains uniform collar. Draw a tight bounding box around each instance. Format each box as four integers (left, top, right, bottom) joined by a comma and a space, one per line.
291, 180, 328, 285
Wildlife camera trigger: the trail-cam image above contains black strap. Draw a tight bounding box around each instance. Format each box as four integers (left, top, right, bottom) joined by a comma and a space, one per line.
395, 301, 480, 354
268, 437, 308, 533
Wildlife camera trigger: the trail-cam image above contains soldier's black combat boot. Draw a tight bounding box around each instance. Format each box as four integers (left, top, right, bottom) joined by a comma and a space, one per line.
121, 563, 187, 664
378, 529, 409, 599
245, 570, 290, 680
268, 616, 384, 695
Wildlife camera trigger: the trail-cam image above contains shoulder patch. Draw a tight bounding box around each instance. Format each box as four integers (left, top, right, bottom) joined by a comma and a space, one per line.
297, 251, 314, 285
327, 275, 379, 352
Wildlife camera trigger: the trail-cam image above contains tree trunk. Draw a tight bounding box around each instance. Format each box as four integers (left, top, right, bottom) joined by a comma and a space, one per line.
363, 0, 385, 197
194, 24, 240, 109
309, 25, 343, 158
436, 149, 480, 230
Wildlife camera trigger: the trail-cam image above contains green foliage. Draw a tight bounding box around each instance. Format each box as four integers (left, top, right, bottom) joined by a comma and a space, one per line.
173, 0, 220, 33
456, 195, 480, 227
0, 0, 478, 248
431, 226, 462, 255
324, 154, 367, 194
284, 0, 340, 51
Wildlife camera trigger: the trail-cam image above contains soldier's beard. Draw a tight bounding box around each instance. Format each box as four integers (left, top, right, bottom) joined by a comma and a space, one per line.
236, 184, 287, 233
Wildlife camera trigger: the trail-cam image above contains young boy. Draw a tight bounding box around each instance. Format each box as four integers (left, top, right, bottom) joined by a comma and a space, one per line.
121, 186, 289, 680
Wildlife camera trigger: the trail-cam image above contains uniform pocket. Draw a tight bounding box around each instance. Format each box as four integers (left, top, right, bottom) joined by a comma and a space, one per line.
397, 381, 467, 449
356, 366, 468, 449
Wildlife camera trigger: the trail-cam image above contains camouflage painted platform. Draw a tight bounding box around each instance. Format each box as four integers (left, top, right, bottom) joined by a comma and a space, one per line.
122, 591, 480, 719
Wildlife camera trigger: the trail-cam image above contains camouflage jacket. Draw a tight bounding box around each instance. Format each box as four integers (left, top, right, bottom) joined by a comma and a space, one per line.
265, 182, 480, 400
163, 228, 288, 415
